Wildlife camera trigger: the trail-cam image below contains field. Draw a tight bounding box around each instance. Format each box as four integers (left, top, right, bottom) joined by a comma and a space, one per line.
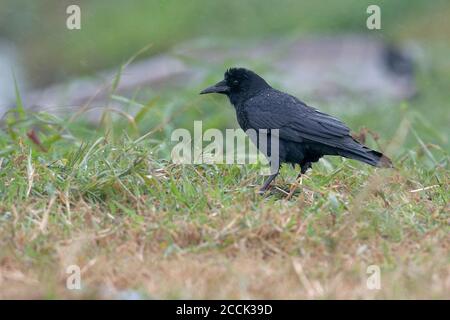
0, 0, 448, 299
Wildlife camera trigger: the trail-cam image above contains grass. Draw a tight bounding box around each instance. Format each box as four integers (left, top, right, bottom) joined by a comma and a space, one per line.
0, 0, 449, 299
0, 62, 448, 299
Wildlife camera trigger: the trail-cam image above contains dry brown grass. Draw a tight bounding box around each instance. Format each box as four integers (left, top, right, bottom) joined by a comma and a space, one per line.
1, 167, 448, 299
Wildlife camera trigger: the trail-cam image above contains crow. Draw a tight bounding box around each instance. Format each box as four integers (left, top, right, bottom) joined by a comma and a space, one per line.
200, 68, 392, 193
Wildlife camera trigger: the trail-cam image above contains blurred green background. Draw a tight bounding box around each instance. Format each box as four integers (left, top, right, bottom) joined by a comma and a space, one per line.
1, 0, 448, 85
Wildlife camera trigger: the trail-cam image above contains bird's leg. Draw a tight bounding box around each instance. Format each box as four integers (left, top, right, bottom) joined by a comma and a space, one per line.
300, 162, 312, 175
288, 173, 303, 199
258, 171, 279, 194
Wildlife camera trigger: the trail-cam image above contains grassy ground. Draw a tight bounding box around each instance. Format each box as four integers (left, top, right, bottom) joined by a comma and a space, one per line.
0, 60, 448, 299
0, 1, 449, 299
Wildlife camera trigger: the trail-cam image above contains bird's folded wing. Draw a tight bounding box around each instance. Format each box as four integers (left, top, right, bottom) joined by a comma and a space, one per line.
244, 96, 352, 149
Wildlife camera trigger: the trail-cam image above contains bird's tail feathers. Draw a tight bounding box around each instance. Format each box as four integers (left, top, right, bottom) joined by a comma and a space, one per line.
338, 140, 393, 168
367, 149, 393, 168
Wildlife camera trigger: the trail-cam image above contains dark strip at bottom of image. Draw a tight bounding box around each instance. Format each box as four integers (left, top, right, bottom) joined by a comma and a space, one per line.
0, 300, 444, 318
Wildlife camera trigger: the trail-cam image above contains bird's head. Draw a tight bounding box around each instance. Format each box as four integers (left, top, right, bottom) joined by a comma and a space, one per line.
200, 68, 269, 102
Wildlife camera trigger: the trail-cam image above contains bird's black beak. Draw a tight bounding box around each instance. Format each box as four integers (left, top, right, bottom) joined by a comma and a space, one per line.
200, 80, 230, 95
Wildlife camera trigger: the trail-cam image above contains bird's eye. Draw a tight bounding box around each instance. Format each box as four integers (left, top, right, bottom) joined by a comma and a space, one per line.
233, 80, 239, 86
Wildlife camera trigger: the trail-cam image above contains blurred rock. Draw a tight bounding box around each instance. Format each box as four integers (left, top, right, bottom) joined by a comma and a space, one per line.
175, 35, 417, 102
17, 35, 416, 121
22, 55, 189, 122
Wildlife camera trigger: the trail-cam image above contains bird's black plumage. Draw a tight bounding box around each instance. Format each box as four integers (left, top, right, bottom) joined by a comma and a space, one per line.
201, 68, 392, 192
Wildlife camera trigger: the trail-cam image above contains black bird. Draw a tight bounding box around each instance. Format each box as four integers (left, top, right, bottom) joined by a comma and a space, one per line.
200, 68, 392, 193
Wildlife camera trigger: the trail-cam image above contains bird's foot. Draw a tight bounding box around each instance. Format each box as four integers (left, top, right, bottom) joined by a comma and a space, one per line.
286, 175, 303, 200
257, 186, 271, 195
257, 172, 279, 196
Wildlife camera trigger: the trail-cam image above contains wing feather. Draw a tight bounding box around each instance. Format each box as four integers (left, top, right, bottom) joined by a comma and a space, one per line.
243, 91, 352, 149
